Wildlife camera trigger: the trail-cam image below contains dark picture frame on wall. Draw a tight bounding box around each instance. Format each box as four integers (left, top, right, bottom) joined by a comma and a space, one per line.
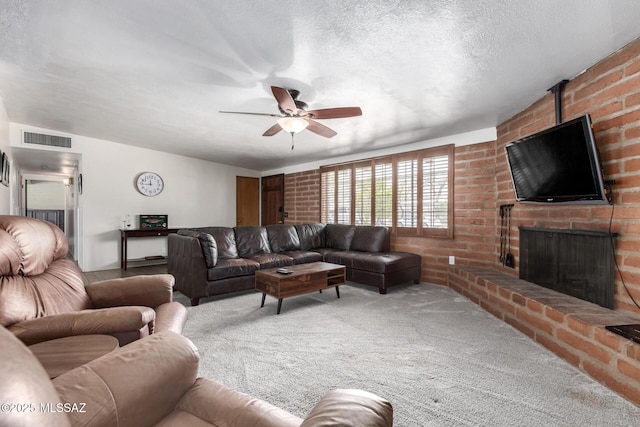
0, 151, 4, 185
0, 152, 8, 187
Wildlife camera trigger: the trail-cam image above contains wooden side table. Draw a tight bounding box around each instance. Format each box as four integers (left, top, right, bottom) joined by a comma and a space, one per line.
29, 335, 119, 378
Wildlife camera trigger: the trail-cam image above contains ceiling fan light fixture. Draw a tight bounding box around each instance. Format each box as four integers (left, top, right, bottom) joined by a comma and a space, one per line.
278, 117, 309, 134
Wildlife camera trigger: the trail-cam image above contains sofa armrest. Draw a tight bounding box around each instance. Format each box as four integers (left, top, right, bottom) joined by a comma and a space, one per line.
8, 306, 155, 345
154, 301, 188, 334
168, 233, 210, 301
53, 331, 199, 427
300, 389, 393, 427
86, 274, 175, 308
177, 229, 218, 267
161, 378, 303, 427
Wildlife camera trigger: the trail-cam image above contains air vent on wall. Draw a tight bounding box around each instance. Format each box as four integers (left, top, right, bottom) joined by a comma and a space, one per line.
24, 132, 72, 148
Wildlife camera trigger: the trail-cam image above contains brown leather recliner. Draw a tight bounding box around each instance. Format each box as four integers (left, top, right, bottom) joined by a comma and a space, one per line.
0, 326, 393, 426
0, 215, 187, 346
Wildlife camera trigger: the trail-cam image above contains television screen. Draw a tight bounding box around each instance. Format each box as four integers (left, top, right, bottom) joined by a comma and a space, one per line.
505, 114, 609, 204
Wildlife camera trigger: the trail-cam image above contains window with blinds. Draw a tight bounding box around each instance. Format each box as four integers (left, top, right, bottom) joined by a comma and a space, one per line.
396, 158, 418, 228
320, 170, 336, 223
319, 144, 454, 238
337, 168, 351, 224
422, 155, 449, 229
354, 164, 372, 225
374, 162, 393, 226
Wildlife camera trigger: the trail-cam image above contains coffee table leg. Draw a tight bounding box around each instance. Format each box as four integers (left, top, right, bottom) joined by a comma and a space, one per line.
336, 286, 340, 298
261, 293, 266, 308
277, 298, 283, 315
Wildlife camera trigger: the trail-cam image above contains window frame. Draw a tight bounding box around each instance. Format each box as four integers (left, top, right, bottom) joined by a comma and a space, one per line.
320, 144, 454, 238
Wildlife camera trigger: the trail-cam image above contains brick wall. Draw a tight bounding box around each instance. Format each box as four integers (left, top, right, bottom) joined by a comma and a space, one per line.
283, 170, 320, 224
496, 37, 640, 315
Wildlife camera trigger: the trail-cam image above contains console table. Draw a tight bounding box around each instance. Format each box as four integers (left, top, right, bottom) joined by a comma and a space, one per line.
120, 228, 179, 270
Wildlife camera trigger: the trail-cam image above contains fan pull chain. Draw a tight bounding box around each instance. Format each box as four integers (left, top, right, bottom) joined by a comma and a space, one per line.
290, 133, 295, 150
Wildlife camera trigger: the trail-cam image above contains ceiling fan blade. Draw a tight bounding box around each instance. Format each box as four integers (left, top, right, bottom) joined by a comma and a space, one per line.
262, 123, 282, 136
271, 86, 298, 114
306, 107, 362, 119
219, 111, 281, 117
306, 119, 337, 138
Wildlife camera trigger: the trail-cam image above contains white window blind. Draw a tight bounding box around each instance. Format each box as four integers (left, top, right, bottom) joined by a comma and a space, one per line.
374, 162, 393, 226
321, 170, 336, 223
337, 168, 351, 224
422, 155, 449, 229
396, 159, 418, 228
355, 164, 372, 225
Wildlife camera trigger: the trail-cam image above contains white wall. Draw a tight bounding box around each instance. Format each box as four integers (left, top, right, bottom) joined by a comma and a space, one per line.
10, 123, 260, 271
0, 99, 10, 214
27, 181, 66, 209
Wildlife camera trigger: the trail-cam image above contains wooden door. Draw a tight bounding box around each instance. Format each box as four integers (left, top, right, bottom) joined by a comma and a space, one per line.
236, 176, 260, 226
261, 174, 284, 225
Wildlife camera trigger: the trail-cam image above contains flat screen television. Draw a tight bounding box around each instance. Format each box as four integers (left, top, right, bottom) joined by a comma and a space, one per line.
505, 114, 609, 204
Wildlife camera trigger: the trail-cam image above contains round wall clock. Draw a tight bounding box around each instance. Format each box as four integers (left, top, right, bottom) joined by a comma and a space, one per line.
136, 172, 164, 196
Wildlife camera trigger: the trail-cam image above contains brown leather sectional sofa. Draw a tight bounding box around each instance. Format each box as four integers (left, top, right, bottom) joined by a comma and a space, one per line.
168, 223, 421, 306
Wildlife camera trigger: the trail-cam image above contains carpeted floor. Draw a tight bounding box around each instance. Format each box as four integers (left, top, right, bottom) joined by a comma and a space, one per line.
174, 282, 640, 426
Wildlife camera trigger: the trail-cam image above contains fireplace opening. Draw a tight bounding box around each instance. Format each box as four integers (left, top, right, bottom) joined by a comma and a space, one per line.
519, 227, 616, 309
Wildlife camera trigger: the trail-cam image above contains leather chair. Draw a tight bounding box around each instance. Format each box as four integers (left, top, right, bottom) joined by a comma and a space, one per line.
0, 326, 394, 426
0, 215, 187, 346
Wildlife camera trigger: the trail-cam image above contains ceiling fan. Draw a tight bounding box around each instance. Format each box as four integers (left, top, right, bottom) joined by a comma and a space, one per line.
220, 86, 362, 149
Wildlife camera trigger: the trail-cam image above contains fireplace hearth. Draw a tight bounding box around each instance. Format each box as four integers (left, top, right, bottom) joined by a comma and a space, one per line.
519, 227, 616, 309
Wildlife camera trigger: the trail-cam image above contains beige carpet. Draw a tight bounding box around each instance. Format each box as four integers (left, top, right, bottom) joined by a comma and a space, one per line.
174, 282, 640, 426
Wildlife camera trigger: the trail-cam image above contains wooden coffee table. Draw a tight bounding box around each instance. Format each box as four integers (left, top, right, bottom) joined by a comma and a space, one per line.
29, 334, 119, 378
255, 262, 346, 314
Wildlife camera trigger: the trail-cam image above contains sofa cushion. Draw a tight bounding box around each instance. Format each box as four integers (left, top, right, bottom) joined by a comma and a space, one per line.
266, 224, 301, 252
295, 223, 326, 250
234, 226, 271, 258
350, 226, 390, 252
281, 250, 323, 265
207, 258, 260, 281
196, 227, 238, 259
311, 248, 339, 259
248, 253, 294, 269
326, 251, 421, 274
0, 215, 68, 276
324, 251, 359, 269
178, 230, 217, 268
325, 224, 356, 250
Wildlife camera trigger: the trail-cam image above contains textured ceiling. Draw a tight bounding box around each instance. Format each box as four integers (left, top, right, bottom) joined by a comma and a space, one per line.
1, 0, 640, 172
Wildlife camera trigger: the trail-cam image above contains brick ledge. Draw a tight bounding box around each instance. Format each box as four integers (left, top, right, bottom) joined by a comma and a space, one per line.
448, 265, 640, 406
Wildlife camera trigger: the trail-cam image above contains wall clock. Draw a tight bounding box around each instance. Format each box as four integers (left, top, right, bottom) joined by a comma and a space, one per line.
136, 172, 164, 196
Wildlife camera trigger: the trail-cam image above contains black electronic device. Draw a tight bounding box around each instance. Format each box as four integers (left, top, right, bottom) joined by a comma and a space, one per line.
605, 324, 640, 344
505, 114, 609, 204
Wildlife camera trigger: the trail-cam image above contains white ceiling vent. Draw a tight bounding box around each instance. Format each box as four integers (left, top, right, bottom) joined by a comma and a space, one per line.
24, 132, 72, 148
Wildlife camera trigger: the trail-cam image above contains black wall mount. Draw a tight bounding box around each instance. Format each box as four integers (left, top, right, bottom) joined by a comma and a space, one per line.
547, 79, 570, 125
